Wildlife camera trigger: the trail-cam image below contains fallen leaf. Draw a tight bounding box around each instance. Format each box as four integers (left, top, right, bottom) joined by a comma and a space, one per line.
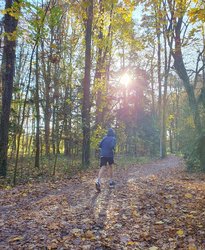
188, 245, 197, 250
155, 221, 164, 225
71, 228, 82, 237
127, 241, 137, 246
185, 193, 193, 199
149, 246, 158, 250
8, 236, 24, 242
176, 229, 184, 237
132, 210, 139, 217
84, 230, 95, 240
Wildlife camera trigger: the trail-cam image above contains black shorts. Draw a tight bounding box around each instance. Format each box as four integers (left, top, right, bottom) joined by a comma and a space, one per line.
100, 157, 114, 167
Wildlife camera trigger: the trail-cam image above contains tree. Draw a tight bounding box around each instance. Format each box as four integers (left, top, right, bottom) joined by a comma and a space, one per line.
0, 0, 20, 177
82, 0, 93, 167
34, 45, 40, 168
164, 0, 202, 133
140, 0, 170, 158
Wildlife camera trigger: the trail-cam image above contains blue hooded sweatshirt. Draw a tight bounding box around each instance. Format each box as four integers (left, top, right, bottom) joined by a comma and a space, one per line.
99, 128, 116, 157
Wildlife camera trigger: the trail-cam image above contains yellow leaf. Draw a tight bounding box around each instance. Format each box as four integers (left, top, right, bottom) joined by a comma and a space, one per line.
132, 210, 139, 217
177, 229, 184, 237
185, 193, 193, 199
187, 214, 194, 218
155, 221, 164, 225
149, 247, 158, 250
127, 241, 136, 245
8, 236, 24, 242
5, 185, 12, 190
51, 44, 57, 49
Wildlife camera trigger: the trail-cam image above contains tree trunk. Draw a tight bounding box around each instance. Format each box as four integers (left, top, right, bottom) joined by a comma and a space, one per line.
53, 62, 60, 155
198, 135, 205, 171
169, 128, 173, 153
0, 0, 20, 177
41, 40, 52, 156
157, 31, 163, 158
82, 0, 93, 167
150, 48, 156, 113
161, 23, 172, 158
52, 104, 56, 155
95, 0, 105, 127
35, 46, 40, 168
64, 87, 71, 156
173, 17, 202, 134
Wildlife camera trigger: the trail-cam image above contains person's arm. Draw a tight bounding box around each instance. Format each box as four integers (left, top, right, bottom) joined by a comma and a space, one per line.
112, 137, 116, 149
99, 137, 105, 148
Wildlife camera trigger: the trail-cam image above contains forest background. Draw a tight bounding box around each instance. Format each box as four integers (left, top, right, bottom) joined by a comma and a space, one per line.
0, 0, 205, 186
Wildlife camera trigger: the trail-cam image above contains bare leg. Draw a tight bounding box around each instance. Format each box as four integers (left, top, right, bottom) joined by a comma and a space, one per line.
108, 164, 113, 182
97, 165, 107, 183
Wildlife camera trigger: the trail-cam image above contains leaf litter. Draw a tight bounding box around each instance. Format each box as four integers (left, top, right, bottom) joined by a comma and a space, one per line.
0, 155, 205, 249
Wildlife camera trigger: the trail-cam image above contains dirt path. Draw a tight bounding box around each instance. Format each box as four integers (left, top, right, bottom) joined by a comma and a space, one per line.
0, 155, 205, 249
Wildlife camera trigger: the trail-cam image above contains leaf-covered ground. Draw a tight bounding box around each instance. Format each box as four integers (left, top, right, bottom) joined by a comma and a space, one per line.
0, 155, 205, 250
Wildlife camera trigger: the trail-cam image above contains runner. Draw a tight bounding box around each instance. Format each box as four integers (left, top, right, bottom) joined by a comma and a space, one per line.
95, 128, 116, 191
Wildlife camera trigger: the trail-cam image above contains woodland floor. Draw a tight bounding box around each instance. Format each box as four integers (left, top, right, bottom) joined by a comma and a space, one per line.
0, 155, 205, 250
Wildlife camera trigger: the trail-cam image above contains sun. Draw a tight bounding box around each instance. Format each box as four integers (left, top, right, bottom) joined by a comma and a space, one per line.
120, 73, 131, 87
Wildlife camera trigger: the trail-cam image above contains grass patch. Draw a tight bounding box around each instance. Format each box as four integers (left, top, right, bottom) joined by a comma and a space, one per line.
116, 154, 152, 168
3, 155, 83, 187
1, 153, 156, 187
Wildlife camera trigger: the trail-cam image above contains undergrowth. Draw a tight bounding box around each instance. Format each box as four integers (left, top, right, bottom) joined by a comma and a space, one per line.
0, 154, 154, 187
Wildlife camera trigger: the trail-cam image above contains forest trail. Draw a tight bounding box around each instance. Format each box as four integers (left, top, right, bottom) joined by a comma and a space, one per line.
0, 155, 205, 249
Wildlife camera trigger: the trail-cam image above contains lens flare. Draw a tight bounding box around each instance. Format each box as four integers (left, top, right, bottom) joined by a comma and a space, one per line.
120, 73, 131, 87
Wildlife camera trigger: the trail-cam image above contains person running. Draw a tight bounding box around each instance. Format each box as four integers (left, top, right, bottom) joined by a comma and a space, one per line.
95, 128, 116, 191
